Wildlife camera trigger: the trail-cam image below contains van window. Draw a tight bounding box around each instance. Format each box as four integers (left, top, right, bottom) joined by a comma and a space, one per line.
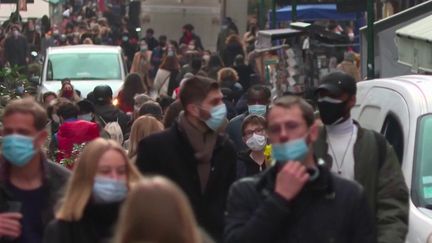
47, 52, 121, 81
381, 114, 404, 164
412, 114, 432, 208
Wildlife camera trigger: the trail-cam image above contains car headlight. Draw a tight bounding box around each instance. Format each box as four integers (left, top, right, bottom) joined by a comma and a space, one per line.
112, 98, 119, 107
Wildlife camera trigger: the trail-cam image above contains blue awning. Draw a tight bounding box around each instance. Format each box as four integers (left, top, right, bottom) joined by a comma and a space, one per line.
273, 4, 358, 22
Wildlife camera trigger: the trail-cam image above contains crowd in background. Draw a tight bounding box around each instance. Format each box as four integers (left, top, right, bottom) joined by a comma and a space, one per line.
0, 2, 402, 243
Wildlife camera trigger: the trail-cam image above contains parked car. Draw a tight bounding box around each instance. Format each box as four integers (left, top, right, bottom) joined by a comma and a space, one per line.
351, 75, 432, 243
33, 45, 127, 99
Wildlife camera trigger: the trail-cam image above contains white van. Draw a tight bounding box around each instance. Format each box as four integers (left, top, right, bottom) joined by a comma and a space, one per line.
351, 75, 432, 243
34, 45, 127, 98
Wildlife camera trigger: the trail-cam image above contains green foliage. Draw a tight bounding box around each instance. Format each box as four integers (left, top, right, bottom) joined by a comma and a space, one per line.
59, 143, 87, 169
0, 65, 34, 102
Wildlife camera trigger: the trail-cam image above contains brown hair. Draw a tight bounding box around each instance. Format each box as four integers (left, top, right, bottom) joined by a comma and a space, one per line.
225, 34, 242, 46
241, 114, 266, 136
113, 177, 201, 243
268, 96, 315, 127
217, 67, 239, 83
128, 116, 164, 159
179, 76, 219, 109
3, 97, 48, 131
163, 100, 184, 128
160, 55, 180, 72
122, 73, 147, 108
56, 138, 142, 221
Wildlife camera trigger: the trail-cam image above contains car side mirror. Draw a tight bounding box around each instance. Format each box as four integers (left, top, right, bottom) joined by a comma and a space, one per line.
30, 76, 40, 85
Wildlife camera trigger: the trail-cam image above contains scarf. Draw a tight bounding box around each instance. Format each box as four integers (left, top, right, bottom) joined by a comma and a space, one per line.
178, 112, 217, 192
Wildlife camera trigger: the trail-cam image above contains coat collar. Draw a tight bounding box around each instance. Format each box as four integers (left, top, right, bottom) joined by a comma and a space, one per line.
256, 162, 335, 200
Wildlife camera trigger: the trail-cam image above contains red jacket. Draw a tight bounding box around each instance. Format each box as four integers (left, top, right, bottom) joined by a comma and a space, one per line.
56, 119, 100, 164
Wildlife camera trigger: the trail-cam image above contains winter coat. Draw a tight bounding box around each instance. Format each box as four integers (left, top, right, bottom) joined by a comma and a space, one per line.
56, 119, 100, 163
179, 33, 204, 51
4, 34, 28, 67
313, 123, 409, 243
93, 103, 131, 135
43, 202, 121, 243
222, 43, 244, 67
0, 158, 70, 243
224, 164, 376, 243
236, 150, 266, 179
136, 121, 237, 242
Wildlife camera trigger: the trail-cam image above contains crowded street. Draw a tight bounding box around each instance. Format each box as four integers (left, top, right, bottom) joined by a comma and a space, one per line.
0, 0, 431, 242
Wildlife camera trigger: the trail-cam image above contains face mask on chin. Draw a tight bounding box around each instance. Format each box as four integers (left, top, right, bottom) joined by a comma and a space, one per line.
317, 96, 349, 125
271, 132, 311, 165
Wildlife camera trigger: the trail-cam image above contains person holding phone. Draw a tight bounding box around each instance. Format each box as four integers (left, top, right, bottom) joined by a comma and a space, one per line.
0, 98, 70, 242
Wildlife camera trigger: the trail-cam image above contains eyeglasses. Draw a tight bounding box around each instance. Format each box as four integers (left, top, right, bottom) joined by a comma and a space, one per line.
243, 127, 265, 139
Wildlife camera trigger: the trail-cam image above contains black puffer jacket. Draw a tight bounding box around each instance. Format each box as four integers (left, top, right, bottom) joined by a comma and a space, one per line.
224, 163, 376, 243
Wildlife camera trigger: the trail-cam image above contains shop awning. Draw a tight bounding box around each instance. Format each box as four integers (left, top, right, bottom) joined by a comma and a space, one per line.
396, 14, 432, 72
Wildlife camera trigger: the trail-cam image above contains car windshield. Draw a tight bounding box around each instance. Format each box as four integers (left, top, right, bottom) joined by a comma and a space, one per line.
414, 114, 432, 209
46, 52, 122, 81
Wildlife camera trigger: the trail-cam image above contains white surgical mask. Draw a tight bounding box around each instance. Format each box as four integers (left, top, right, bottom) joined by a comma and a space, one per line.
246, 133, 267, 151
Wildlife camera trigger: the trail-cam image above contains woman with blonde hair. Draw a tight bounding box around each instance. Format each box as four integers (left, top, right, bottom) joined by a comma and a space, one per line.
43, 138, 142, 243
127, 115, 164, 162
113, 176, 211, 243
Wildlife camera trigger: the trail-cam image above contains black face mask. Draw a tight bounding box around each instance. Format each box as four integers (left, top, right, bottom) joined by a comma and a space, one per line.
317, 99, 348, 125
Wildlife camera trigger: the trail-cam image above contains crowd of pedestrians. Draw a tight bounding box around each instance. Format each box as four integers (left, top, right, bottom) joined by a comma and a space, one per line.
0, 4, 408, 243
0, 71, 409, 243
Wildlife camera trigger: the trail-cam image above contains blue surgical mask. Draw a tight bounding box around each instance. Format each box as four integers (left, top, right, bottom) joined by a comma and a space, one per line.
2, 134, 37, 167
92, 177, 127, 204
248, 104, 267, 117
203, 103, 227, 131
78, 113, 93, 122
272, 137, 309, 164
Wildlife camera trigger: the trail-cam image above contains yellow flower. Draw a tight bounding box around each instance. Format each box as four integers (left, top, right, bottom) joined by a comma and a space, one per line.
264, 145, 274, 167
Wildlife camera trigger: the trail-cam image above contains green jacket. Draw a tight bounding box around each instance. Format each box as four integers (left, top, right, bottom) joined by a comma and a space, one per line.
314, 122, 409, 243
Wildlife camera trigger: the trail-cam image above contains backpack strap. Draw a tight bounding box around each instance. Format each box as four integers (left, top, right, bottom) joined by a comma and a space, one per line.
98, 115, 107, 126
158, 73, 171, 94
373, 131, 387, 170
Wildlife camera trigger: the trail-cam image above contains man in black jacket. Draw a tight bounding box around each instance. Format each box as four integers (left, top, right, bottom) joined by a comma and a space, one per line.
224, 96, 376, 243
4, 24, 28, 68
0, 98, 70, 243
136, 76, 236, 241
91, 85, 131, 135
